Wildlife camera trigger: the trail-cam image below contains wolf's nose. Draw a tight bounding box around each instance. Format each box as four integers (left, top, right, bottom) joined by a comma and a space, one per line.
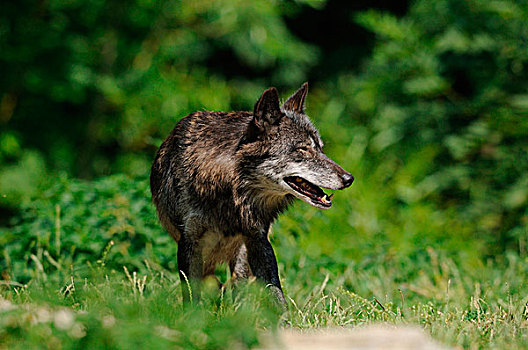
341, 173, 354, 188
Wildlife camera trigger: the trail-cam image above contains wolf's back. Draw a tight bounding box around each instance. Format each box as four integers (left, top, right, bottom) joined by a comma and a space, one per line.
150, 111, 253, 239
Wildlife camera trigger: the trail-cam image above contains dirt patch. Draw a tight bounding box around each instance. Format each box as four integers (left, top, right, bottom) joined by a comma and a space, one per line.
261, 325, 450, 350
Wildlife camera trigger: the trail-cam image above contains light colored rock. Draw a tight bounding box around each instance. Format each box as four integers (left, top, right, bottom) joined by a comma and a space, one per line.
261, 325, 450, 350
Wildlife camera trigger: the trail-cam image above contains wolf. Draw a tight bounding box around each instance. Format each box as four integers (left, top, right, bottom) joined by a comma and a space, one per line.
150, 83, 354, 306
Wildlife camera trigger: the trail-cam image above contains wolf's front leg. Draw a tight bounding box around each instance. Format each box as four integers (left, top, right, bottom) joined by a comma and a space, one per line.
245, 230, 287, 307
177, 218, 204, 304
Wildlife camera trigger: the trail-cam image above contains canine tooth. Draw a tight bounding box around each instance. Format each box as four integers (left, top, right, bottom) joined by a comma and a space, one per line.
296, 178, 302, 183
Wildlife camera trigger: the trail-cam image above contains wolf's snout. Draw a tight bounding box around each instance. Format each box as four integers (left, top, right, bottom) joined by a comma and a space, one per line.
341, 172, 354, 188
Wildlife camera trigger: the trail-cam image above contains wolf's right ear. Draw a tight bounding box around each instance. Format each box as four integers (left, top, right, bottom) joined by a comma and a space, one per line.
248, 87, 282, 140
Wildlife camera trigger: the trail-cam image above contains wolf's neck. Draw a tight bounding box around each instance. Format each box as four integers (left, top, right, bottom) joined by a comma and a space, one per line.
234, 186, 293, 230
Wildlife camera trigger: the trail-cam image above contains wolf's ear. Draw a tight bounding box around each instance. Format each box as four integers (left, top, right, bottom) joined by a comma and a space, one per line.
248, 87, 281, 139
282, 82, 308, 113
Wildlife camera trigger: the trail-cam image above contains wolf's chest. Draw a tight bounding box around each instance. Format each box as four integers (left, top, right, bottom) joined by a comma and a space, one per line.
199, 230, 244, 275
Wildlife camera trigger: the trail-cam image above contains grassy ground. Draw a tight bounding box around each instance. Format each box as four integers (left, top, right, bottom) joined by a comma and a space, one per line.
2, 254, 528, 349
1, 175, 528, 349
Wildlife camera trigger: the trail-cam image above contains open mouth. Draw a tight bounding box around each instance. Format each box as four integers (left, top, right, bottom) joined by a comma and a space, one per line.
283, 176, 333, 208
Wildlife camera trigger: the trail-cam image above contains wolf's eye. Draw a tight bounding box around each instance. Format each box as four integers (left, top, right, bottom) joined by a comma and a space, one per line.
296, 146, 310, 154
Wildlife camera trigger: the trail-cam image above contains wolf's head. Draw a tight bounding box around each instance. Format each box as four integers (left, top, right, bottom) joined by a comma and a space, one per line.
240, 83, 354, 209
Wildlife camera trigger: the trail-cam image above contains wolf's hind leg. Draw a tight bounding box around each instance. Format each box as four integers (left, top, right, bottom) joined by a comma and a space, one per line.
177, 217, 204, 304
227, 244, 250, 303
229, 244, 250, 281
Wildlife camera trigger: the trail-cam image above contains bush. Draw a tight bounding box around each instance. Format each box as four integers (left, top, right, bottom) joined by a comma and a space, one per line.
331, 0, 528, 255
1, 175, 172, 283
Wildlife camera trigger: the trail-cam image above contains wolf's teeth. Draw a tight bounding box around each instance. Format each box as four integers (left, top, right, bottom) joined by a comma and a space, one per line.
296, 178, 303, 183
320, 194, 333, 204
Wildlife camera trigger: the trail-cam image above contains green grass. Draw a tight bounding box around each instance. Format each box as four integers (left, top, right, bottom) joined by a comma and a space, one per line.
1, 175, 528, 349
2, 253, 528, 349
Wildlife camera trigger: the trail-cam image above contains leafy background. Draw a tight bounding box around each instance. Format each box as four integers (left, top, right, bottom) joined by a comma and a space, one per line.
1, 0, 528, 348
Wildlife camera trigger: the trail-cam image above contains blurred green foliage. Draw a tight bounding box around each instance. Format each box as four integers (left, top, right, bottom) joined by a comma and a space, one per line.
1, 0, 528, 262
0, 0, 318, 184
1, 175, 164, 283
346, 0, 528, 255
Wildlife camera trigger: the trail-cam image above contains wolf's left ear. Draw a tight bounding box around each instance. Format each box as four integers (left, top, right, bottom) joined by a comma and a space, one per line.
282, 82, 308, 113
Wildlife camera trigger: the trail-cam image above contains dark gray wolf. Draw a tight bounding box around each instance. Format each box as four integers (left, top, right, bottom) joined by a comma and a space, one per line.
150, 83, 353, 306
